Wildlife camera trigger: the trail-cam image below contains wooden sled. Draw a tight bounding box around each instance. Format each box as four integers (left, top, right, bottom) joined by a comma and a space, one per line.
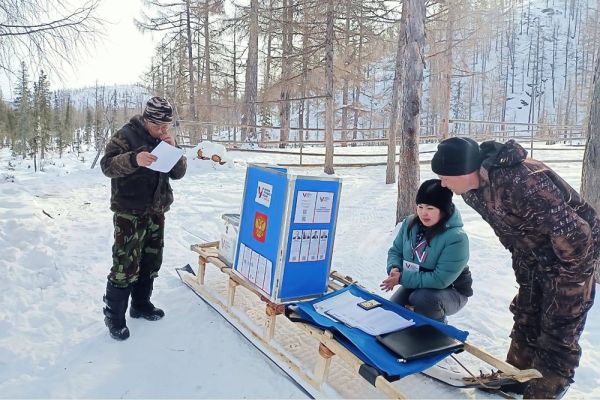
178, 241, 542, 399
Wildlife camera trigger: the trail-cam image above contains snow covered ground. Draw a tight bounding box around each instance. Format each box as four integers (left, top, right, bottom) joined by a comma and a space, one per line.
0, 142, 598, 399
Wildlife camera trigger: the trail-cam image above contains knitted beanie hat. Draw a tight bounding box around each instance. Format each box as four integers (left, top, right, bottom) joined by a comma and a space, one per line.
415, 179, 453, 215
143, 96, 173, 124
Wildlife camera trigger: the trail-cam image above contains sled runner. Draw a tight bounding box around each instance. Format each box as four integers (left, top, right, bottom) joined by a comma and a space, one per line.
177, 241, 541, 399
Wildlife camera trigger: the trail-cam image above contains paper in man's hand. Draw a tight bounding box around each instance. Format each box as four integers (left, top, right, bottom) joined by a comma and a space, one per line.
148, 141, 184, 173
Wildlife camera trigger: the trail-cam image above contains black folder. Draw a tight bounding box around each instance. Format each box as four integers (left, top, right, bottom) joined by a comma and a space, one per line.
376, 324, 464, 361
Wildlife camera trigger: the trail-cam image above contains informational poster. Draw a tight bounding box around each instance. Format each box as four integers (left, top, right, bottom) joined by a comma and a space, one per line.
238, 242, 273, 294
308, 229, 320, 261
255, 255, 267, 288
240, 244, 251, 278
313, 191, 334, 224
299, 229, 311, 262
255, 181, 273, 207
318, 229, 329, 261
293, 191, 317, 223
248, 250, 259, 283
289, 230, 302, 262
262, 259, 273, 295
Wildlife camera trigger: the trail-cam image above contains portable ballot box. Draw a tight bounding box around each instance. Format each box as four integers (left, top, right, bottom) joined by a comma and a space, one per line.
233, 164, 342, 303
218, 213, 240, 266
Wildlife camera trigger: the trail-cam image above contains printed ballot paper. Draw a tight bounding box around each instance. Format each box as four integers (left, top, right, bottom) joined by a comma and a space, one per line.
148, 141, 185, 173
313, 291, 414, 336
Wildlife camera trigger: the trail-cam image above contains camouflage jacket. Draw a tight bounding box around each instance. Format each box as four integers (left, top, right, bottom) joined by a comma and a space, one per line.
100, 115, 187, 214
463, 140, 600, 273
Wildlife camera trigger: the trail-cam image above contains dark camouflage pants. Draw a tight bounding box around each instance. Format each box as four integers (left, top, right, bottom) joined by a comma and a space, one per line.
507, 251, 595, 397
108, 212, 165, 287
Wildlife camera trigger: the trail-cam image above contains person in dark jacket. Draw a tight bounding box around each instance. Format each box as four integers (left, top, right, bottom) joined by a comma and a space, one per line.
432, 137, 599, 399
381, 179, 473, 323
100, 96, 187, 341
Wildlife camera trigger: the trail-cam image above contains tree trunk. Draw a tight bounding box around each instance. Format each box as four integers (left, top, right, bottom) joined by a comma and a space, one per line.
438, 1, 454, 140
386, 13, 406, 184
324, 0, 335, 175
203, 7, 213, 141
279, 0, 292, 148
341, 1, 351, 148
581, 52, 600, 280
298, 13, 309, 142
242, 0, 258, 142
261, 0, 274, 143
396, 0, 425, 224
185, 0, 197, 121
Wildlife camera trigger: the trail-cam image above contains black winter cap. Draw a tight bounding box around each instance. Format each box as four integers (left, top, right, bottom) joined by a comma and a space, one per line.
143, 96, 173, 124
431, 137, 482, 176
416, 179, 453, 215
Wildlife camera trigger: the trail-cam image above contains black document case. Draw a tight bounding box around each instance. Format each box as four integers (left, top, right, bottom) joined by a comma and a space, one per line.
376, 324, 464, 361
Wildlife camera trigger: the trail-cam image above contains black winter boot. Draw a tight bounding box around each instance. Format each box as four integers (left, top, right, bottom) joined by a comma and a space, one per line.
130, 278, 165, 321
103, 281, 132, 341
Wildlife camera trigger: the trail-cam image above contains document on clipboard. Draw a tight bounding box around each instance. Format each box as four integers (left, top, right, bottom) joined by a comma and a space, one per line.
325, 302, 414, 336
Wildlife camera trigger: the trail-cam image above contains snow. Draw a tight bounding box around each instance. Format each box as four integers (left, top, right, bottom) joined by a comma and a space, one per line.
1, 142, 598, 398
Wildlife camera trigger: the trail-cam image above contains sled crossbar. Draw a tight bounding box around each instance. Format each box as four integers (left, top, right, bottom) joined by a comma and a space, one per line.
184, 241, 541, 399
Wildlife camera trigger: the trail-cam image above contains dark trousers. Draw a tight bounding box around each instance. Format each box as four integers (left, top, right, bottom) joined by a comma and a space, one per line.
390, 286, 468, 322
108, 212, 165, 287
507, 251, 595, 396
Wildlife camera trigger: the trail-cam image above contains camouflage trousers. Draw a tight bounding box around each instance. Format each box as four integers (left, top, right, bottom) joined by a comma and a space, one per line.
107, 212, 165, 288
507, 251, 595, 397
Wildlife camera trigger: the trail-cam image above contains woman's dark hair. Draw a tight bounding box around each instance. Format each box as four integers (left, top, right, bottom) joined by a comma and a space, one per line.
406, 203, 454, 243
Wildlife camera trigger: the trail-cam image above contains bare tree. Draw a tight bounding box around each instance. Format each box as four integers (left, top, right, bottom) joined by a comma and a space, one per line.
396, 0, 425, 224
323, 0, 335, 175
241, 0, 259, 142
0, 0, 102, 76
386, 13, 406, 185
581, 52, 600, 280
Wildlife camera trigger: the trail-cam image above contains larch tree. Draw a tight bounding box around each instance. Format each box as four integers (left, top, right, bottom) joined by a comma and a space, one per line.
396, 0, 425, 224
581, 52, 600, 280
241, 0, 259, 142
386, 10, 407, 185
323, 0, 335, 175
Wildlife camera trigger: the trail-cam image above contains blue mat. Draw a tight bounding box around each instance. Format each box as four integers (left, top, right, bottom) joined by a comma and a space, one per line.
288, 284, 469, 380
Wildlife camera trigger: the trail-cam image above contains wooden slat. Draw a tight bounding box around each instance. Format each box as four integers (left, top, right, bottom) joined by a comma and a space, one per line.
463, 343, 542, 382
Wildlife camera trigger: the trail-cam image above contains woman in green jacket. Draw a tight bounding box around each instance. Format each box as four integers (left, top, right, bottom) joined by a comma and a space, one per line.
380, 179, 472, 322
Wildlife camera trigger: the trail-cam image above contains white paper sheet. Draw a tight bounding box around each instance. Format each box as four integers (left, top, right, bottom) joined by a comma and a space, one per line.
308, 229, 320, 261
293, 191, 317, 223
148, 141, 184, 173
313, 290, 363, 315
255, 255, 267, 288
237, 243, 248, 278
299, 229, 311, 262
325, 302, 415, 336
313, 191, 334, 224
317, 229, 328, 260
262, 259, 273, 295
248, 250, 260, 284
289, 230, 302, 262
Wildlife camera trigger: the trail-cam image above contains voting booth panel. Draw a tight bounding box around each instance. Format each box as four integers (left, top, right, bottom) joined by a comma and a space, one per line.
233, 164, 342, 303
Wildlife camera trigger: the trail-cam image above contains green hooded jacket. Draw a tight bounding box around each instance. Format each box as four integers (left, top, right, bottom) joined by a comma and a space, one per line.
386, 208, 471, 294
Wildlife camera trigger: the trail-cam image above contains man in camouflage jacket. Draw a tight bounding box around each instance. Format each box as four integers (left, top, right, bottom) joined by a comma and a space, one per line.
431, 137, 599, 399
100, 96, 187, 341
